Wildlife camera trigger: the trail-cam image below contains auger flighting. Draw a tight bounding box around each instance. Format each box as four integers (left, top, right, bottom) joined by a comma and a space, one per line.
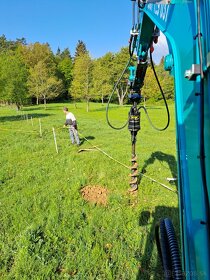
127, 66, 142, 191
128, 97, 141, 191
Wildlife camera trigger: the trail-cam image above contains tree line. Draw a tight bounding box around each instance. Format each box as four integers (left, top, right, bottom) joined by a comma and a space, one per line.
0, 35, 174, 111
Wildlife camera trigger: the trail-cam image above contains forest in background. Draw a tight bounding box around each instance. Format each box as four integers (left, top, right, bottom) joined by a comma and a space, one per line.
0, 35, 174, 111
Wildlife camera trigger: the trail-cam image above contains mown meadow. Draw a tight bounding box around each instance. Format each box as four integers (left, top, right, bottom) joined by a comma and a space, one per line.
0, 102, 179, 280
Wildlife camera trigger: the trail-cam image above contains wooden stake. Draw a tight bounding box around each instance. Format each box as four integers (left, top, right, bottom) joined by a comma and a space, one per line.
39, 118, 42, 137
31, 116, 34, 126
52, 127, 58, 153
144, 96, 146, 108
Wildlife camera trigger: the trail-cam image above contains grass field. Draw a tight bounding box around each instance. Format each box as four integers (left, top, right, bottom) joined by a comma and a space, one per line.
0, 102, 179, 280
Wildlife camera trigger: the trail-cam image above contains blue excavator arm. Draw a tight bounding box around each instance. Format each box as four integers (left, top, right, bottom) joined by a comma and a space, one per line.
129, 0, 210, 278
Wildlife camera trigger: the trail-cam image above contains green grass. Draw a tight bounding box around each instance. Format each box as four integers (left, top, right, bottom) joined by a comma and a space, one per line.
0, 102, 179, 279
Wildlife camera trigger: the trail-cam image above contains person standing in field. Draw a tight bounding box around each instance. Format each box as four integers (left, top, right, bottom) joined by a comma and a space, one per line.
63, 107, 80, 146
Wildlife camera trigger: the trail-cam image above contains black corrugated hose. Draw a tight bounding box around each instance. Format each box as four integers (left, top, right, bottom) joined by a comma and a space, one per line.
155, 218, 183, 280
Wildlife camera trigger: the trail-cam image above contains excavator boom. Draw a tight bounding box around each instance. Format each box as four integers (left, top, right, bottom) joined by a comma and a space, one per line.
129, 0, 210, 278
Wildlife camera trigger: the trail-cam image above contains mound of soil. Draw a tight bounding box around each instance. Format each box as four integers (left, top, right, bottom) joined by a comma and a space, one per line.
81, 185, 108, 205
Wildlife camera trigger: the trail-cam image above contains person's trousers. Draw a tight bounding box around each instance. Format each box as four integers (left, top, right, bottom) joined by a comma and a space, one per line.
69, 127, 80, 145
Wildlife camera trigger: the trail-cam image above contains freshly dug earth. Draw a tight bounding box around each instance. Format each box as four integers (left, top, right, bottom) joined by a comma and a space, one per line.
81, 185, 108, 205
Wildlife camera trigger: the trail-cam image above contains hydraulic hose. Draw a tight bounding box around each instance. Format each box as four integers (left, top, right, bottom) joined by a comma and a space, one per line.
129, 34, 135, 57
106, 57, 132, 130
141, 49, 170, 131
155, 218, 183, 280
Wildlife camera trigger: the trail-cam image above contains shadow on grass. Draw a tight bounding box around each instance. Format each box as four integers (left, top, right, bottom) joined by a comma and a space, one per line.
92, 106, 106, 112
93, 104, 131, 112
0, 113, 53, 123
136, 206, 179, 280
19, 104, 67, 112
20, 107, 42, 112
80, 135, 95, 145
140, 151, 178, 188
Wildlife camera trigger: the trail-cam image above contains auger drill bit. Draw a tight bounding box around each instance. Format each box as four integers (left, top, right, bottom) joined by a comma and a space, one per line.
128, 103, 140, 191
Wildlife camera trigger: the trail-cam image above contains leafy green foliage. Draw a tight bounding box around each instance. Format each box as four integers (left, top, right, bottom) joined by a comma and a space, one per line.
27, 60, 64, 108
0, 35, 26, 53
0, 51, 28, 108
71, 52, 93, 111
92, 53, 114, 104
74, 40, 88, 58
0, 35, 174, 108
57, 57, 73, 93
17, 42, 55, 69
111, 47, 131, 105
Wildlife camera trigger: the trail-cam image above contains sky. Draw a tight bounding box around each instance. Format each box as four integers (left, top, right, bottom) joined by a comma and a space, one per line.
0, 0, 168, 64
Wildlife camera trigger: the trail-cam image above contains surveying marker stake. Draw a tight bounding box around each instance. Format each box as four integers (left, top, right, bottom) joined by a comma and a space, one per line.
39, 118, 42, 137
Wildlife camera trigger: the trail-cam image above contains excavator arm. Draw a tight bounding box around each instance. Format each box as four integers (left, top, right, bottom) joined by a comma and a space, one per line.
129, 0, 210, 278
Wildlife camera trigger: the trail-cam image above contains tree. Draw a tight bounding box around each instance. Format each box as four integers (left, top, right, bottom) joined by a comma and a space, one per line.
0, 51, 28, 109
57, 57, 73, 94
155, 58, 174, 100
16, 37, 27, 46
141, 58, 174, 102
141, 65, 157, 101
60, 48, 71, 59
56, 48, 73, 99
17, 42, 55, 70
0, 35, 7, 50
111, 47, 131, 105
92, 52, 114, 104
17, 42, 63, 106
0, 35, 27, 53
74, 40, 87, 59
27, 60, 64, 108
56, 47, 61, 56
70, 52, 93, 112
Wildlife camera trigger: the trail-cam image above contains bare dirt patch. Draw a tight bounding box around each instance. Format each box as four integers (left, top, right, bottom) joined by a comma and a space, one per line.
81, 185, 108, 205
